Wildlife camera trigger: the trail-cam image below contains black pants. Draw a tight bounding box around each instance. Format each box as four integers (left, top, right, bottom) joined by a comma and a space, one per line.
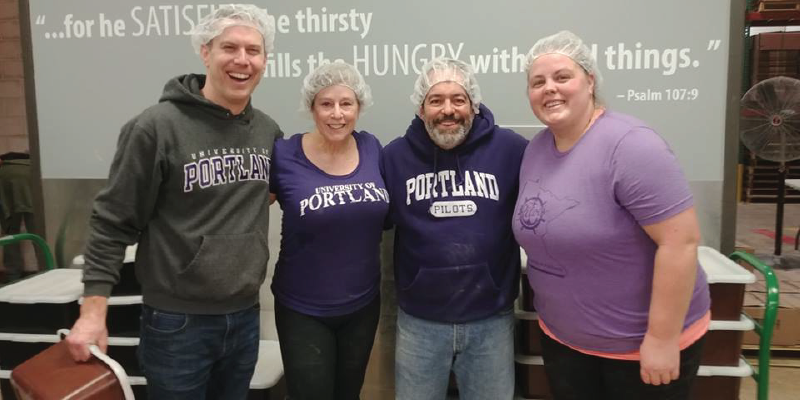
540, 333, 705, 400
275, 295, 380, 400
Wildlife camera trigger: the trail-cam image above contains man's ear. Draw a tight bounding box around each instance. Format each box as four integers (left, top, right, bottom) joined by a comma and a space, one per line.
200, 43, 211, 68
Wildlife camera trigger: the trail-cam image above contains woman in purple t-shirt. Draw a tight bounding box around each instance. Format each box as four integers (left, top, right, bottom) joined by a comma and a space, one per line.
269, 62, 389, 399
513, 31, 710, 399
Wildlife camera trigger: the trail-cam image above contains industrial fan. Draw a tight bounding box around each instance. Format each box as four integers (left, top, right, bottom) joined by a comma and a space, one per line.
740, 76, 800, 264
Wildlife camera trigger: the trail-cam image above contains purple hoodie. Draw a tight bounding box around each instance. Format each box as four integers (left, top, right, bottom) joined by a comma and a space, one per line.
382, 104, 528, 323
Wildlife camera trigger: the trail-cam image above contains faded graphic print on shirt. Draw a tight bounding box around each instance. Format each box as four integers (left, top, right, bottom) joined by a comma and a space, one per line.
514, 179, 579, 276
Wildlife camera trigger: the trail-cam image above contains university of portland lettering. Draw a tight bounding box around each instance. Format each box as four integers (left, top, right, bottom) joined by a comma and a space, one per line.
300, 182, 389, 216
404, 170, 499, 205
183, 148, 271, 192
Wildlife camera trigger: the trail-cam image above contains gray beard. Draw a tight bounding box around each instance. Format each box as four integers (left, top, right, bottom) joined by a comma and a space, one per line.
425, 117, 472, 150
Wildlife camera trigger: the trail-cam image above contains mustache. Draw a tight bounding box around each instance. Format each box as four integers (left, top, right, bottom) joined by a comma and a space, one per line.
434, 116, 464, 125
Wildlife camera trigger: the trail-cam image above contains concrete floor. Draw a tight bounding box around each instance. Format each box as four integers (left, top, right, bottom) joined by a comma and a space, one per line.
734, 202, 800, 268
735, 202, 799, 400
740, 359, 799, 400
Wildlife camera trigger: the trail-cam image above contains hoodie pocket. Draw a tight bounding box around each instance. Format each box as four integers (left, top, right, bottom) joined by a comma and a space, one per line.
400, 263, 501, 311
177, 232, 269, 302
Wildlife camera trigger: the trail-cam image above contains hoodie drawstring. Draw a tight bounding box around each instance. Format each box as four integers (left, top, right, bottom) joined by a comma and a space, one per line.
455, 154, 464, 186
428, 150, 439, 212
428, 147, 465, 214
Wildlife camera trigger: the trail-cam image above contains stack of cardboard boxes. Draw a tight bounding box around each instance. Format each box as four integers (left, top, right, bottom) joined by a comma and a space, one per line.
742, 267, 801, 349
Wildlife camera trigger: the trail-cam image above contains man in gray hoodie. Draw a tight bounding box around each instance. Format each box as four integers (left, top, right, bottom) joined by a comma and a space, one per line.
65, 5, 282, 399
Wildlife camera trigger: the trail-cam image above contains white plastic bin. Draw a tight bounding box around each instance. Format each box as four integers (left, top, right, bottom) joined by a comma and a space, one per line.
72, 245, 140, 296
0, 269, 83, 334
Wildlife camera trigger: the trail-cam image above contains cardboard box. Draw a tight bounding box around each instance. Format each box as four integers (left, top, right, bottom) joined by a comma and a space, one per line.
734, 243, 755, 255
742, 291, 800, 346
743, 267, 799, 292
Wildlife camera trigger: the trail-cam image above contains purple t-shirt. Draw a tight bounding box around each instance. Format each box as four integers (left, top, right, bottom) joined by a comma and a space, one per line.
512, 111, 710, 353
270, 131, 388, 316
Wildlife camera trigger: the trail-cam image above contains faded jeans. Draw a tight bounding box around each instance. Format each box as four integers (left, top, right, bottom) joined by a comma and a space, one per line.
395, 307, 515, 400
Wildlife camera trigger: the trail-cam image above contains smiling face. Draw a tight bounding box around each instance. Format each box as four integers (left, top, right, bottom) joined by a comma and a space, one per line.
527, 53, 596, 131
312, 85, 360, 142
420, 81, 474, 150
200, 24, 266, 114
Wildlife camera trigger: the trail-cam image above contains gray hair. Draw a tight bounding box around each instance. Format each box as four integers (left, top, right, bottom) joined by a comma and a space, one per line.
190, 4, 276, 54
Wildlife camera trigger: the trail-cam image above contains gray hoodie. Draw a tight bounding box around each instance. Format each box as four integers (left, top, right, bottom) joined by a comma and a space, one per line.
82, 74, 283, 314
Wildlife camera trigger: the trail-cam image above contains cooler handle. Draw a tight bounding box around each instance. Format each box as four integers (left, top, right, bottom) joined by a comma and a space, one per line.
88, 345, 135, 400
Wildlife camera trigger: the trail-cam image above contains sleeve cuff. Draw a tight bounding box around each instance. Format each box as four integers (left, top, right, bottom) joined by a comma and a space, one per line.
83, 281, 114, 298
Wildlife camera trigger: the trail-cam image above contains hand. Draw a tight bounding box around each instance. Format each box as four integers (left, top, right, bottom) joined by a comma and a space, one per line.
65, 296, 109, 362
639, 332, 680, 386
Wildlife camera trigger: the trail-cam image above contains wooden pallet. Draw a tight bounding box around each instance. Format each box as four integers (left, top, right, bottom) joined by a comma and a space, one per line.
742, 152, 800, 204
758, 0, 800, 12
743, 345, 800, 368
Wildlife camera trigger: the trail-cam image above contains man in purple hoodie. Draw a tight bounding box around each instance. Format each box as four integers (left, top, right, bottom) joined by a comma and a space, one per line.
382, 58, 527, 399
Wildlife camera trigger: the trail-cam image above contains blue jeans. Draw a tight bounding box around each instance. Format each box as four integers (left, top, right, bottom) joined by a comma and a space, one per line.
395, 308, 515, 400
137, 304, 260, 399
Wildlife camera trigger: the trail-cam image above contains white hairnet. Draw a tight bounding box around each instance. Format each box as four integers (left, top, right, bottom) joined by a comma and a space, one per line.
190, 4, 276, 55
411, 58, 482, 115
525, 30, 602, 89
300, 62, 373, 113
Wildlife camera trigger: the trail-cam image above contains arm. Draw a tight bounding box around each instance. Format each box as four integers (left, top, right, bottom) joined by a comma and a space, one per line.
68, 120, 163, 361
639, 206, 701, 385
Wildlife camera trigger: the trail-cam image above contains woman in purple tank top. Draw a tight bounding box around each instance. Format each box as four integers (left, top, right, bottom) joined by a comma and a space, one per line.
513, 30, 710, 399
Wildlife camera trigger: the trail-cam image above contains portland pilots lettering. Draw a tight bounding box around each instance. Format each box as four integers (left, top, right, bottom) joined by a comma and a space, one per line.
183, 148, 271, 192
405, 170, 499, 205
300, 182, 389, 216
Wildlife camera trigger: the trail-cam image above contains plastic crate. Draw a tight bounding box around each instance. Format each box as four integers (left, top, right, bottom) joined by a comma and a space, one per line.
72, 245, 141, 297
514, 354, 550, 399
0, 270, 82, 334
702, 315, 754, 367
691, 358, 753, 399
699, 246, 756, 321
515, 309, 542, 356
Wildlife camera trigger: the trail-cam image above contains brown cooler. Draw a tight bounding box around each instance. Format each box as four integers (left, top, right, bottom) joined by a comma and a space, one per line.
10, 340, 133, 400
